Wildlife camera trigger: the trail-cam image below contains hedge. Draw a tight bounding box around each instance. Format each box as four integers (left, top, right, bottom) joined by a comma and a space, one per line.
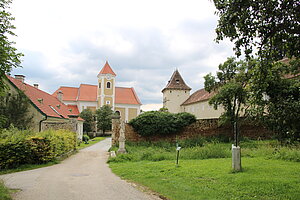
129, 111, 196, 136
0, 128, 77, 169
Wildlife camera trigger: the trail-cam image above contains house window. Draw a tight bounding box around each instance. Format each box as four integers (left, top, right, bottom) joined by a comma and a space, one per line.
107, 81, 111, 88
106, 100, 110, 105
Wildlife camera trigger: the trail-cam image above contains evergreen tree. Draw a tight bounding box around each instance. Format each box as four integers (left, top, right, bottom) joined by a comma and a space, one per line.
0, 90, 33, 129
79, 109, 95, 133
96, 105, 113, 134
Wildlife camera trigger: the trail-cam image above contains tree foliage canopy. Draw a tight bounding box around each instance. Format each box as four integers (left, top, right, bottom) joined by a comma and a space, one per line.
79, 109, 94, 133
0, 0, 23, 94
213, 0, 299, 60
96, 105, 113, 134
0, 90, 33, 129
204, 57, 252, 125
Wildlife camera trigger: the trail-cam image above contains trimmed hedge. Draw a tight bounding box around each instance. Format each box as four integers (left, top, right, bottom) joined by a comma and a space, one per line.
129, 111, 196, 136
0, 128, 77, 169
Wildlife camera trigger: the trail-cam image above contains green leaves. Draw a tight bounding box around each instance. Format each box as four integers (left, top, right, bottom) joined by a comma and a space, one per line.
213, 0, 299, 60
95, 105, 113, 133
129, 111, 196, 136
0, 0, 23, 94
79, 109, 95, 133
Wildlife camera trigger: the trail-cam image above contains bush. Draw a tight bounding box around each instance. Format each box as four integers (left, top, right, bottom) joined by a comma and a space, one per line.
0, 128, 77, 169
129, 111, 196, 136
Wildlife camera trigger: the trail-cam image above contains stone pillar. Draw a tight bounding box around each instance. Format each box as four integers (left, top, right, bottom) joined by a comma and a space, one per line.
117, 120, 126, 154
111, 114, 121, 146
232, 144, 241, 171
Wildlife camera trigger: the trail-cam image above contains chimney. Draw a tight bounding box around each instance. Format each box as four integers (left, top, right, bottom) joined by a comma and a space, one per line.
57, 90, 63, 102
33, 84, 39, 89
15, 75, 25, 83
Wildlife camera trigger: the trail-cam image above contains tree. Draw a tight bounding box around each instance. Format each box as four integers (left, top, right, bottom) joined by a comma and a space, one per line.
96, 105, 113, 134
213, 0, 299, 60
0, 90, 33, 129
204, 57, 253, 145
79, 109, 94, 133
0, 0, 23, 95
213, 0, 300, 142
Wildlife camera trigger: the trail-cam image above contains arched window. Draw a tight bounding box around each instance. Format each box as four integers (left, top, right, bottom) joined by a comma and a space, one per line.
115, 111, 120, 116
99, 82, 101, 88
107, 81, 111, 88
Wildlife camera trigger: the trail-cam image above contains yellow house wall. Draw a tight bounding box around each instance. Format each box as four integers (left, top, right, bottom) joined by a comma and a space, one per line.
104, 78, 114, 95
104, 97, 113, 106
128, 108, 138, 121
182, 100, 224, 119
115, 107, 125, 120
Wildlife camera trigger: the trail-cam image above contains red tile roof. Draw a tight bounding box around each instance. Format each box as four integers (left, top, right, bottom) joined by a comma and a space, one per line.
98, 61, 116, 76
162, 70, 191, 92
115, 87, 142, 105
77, 84, 97, 101
67, 105, 80, 115
7, 75, 74, 119
182, 88, 215, 105
52, 87, 78, 101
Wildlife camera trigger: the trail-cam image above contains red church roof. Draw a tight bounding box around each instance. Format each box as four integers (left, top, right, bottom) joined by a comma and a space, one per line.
98, 61, 116, 76
115, 87, 142, 105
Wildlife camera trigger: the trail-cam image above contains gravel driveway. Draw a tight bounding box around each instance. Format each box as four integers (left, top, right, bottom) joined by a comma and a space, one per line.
0, 138, 161, 200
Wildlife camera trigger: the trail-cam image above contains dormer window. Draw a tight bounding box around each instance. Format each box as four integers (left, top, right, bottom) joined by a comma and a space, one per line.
107, 81, 111, 89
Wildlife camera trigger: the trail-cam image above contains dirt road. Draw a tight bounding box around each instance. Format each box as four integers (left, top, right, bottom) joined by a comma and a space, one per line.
0, 138, 160, 200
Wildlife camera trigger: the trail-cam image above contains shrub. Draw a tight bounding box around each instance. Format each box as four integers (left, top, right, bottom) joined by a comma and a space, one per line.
0, 128, 77, 169
129, 111, 196, 136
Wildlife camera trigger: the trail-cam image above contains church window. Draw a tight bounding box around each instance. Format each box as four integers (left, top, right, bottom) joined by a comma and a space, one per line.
170, 90, 172, 93
115, 111, 120, 116
106, 100, 110, 105
107, 81, 111, 88
176, 79, 180, 84
99, 82, 101, 88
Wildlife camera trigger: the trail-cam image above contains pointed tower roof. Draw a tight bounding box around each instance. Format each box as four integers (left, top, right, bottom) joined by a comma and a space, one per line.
162, 70, 191, 92
98, 61, 116, 76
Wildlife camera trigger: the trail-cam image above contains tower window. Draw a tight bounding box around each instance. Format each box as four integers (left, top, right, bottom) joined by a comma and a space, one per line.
106, 100, 110, 105
107, 81, 111, 88
176, 79, 180, 84
99, 82, 101, 88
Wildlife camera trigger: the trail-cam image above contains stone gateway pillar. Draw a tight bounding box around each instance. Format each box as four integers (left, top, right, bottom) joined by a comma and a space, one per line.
117, 120, 127, 154
111, 114, 121, 146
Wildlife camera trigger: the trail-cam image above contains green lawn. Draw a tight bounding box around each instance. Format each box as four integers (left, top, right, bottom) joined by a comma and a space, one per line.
110, 158, 300, 200
109, 140, 300, 200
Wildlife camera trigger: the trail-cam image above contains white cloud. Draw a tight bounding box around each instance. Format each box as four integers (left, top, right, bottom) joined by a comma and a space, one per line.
10, 0, 234, 104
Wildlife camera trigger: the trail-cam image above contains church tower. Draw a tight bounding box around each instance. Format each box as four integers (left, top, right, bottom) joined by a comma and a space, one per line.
162, 70, 191, 113
97, 61, 116, 110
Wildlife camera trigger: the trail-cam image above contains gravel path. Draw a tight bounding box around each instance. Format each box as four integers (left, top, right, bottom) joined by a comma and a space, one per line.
0, 138, 161, 200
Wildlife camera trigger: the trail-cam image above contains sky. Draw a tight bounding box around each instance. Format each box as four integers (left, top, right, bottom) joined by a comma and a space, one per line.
9, 0, 234, 111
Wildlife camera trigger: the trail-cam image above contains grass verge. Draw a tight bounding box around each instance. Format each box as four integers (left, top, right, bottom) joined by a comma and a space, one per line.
110, 158, 300, 200
0, 180, 12, 200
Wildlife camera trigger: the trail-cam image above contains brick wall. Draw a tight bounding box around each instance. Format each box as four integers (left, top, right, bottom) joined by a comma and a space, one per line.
112, 118, 273, 143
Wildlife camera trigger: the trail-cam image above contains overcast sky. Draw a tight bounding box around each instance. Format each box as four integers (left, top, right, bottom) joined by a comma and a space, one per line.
10, 0, 234, 110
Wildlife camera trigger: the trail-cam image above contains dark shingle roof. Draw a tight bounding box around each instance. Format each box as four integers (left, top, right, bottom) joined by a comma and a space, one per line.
162, 70, 191, 92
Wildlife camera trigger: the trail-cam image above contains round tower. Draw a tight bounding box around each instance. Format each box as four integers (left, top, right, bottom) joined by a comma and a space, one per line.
162, 70, 191, 113
97, 61, 116, 110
